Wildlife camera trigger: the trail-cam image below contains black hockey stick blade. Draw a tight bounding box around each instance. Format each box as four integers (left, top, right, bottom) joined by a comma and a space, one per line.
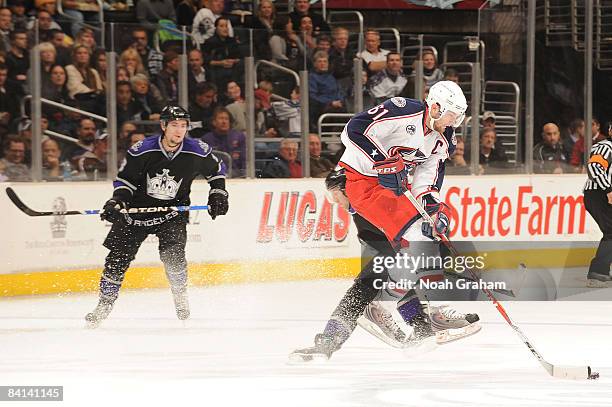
5, 187, 64, 216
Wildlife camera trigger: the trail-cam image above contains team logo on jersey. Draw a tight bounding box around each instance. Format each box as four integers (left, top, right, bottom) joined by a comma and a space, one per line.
197, 139, 211, 154
391, 97, 406, 107
131, 140, 144, 152
388, 146, 427, 164
146, 169, 183, 200
406, 124, 417, 135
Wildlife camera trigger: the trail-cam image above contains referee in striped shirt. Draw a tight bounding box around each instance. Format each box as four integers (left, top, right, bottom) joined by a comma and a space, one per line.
584, 129, 612, 287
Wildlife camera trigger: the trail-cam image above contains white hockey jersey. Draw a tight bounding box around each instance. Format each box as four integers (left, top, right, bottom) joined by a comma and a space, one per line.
339, 96, 456, 199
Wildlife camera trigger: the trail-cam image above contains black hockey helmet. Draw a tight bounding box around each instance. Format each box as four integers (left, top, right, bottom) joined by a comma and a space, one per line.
160, 105, 190, 125
325, 167, 346, 193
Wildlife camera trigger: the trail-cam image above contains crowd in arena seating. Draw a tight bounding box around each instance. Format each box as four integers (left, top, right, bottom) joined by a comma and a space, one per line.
0, 0, 604, 182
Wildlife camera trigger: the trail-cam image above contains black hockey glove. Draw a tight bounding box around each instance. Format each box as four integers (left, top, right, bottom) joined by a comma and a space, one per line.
207, 189, 229, 220
100, 198, 128, 223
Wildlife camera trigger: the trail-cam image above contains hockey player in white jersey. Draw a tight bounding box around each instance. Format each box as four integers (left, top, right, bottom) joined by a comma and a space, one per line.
290, 82, 481, 362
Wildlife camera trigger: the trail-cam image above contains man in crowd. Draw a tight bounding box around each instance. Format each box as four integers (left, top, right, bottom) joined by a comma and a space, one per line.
367, 52, 408, 105
0, 135, 29, 181
357, 29, 389, 76
533, 122, 570, 174
309, 134, 334, 178
262, 138, 302, 178
131, 27, 164, 80
202, 107, 246, 177
189, 81, 219, 138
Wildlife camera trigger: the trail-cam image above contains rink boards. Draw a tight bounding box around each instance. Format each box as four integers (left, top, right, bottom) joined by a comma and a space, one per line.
0, 175, 601, 296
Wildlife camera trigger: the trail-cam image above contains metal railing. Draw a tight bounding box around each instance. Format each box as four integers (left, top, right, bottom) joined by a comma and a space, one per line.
374, 27, 401, 53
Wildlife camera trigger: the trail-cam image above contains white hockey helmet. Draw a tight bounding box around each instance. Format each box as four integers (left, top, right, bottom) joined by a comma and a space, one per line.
425, 81, 468, 128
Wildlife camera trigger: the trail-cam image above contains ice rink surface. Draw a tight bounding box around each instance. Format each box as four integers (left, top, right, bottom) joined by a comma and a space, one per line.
1, 279, 612, 407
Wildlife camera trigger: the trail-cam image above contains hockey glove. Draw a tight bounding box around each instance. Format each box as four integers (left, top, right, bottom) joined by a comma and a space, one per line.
421, 194, 451, 239
100, 198, 128, 224
372, 154, 410, 196
207, 188, 229, 220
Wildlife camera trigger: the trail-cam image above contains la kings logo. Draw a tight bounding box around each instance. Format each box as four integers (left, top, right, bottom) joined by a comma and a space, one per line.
147, 169, 183, 200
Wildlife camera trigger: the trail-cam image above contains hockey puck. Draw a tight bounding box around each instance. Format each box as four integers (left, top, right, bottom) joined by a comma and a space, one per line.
588, 372, 600, 380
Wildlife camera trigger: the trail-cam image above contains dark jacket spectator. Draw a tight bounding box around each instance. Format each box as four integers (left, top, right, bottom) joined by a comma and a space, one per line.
309, 51, 345, 131
187, 48, 206, 98
533, 122, 571, 173
131, 74, 163, 120
309, 134, 334, 178
479, 128, 508, 171
189, 81, 219, 137
247, 0, 278, 60
262, 138, 302, 178
0, 64, 20, 137
176, 0, 198, 27
131, 28, 164, 80
563, 118, 585, 158
6, 28, 29, 94
155, 50, 179, 105
116, 81, 146, 128
201, 17, 241, 90
288, 0, 330, 36
201, 107, 246, 177
328, 27, 354, 84
191, 0, 234, 48
42, 64, 72, 129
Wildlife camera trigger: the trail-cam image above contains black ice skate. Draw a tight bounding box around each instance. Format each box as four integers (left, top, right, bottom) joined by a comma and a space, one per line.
172, 290, 190, 321
288, 333, 343, 363
587, 272, 611, 288
85, 298, 114, 328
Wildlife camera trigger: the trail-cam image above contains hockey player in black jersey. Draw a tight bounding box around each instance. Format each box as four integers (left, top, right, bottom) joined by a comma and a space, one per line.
85, 105, 229, 328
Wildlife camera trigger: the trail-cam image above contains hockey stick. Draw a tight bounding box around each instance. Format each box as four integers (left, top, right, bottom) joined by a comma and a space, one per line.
5, 187, 209, 217
404, 190, 599, 380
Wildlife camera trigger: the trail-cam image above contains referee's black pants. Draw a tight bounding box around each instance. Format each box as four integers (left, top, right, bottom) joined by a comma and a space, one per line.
584, 190, 612, 277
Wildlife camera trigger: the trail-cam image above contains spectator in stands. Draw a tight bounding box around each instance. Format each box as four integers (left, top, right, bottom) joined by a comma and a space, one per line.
129, 130, 146, 147
254, 89, 277, 138
117, 65, 130, 82
131, 74, 163, 120
309, 133, 334, 178
6, 28, 29, 94
136, 0, 176, 32
278, 17, 306, 71
570, 118, 607, 170
10, 1, 28, 30
131, 28, 164, 80
61, 117, 97, 163
65, 45, 103, 112
50, 29, 71, 66
367, 52, 408, 105
0, 7, 11, 53
119, 47, 147, 79
28, 10, 61, 44
116, 80, 145, 127
309, 51, 345, 132
482, 110, 496, 129
73, 130, 107, 180
202, 106, 246, 177
155, 50, 179, 105
224, 81, 245, 131
0, 135, 29, 181
74, 27, 97, 51
358, 29, 389, 76
0, 63, 20, 138
117, 121, 136, 161
38, 42, 57, 86
533, 122, 570, 174
563, 118, 584, 159
42, 138, 63, 180
42, 64, 71, 128
271, 85, 301, 137
446, 135, 471, 175
188, 48, 206, 97
328, 27, 353, 95
289, 0, 330, 37
35, 0, 58, 16
316, 35, 331, 54
248, 0, 277, 60
202, 17, 241, 91
92, 49, 107, 90
479, 128, 508, 171
262, 138, 302, 178
189, 81, 219, 137
294, 15, 317, 60
444, 68, 459, 84
192, 0, 233, 48
420, 49, 443, 87
176, 0, 199, 27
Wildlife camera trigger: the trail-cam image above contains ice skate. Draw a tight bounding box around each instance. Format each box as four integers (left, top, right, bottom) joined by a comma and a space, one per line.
85, 299, 114, 329
424, 304, 481, 344
358, 301, 408, 348
586, 272, 610, 288
401, 313, 438, 353
172, 290, 190, 321
289, 333, 343, 363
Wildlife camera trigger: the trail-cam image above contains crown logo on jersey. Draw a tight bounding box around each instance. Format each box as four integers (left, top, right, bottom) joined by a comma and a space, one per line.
147, 169, 182, 200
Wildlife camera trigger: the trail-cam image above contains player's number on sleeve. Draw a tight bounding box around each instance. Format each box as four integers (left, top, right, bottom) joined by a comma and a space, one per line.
368, 104, 389, 121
